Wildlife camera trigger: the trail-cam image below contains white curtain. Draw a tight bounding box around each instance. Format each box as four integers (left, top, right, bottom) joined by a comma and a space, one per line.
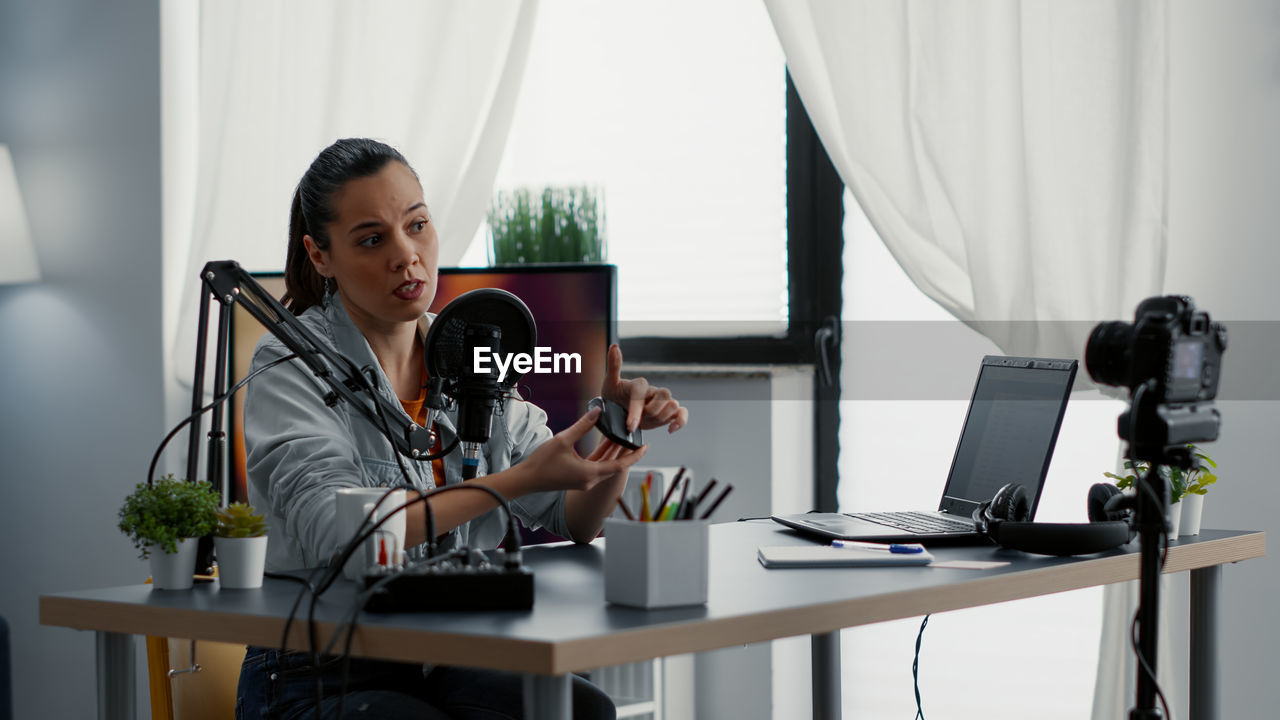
765, 1, 1171, 717
765, 0, 1168, 363
167, 0, 538, 389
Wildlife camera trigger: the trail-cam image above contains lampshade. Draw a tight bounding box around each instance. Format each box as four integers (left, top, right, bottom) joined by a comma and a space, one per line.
0, 144, 40, 284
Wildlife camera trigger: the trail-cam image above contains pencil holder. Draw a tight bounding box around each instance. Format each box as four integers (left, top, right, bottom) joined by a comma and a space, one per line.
604, 518, 709, 608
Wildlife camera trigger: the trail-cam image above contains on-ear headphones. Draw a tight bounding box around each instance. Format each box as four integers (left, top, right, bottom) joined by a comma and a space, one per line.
972, 482, 1136, 556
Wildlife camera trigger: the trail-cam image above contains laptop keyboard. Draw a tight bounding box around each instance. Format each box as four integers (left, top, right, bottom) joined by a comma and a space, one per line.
847, 511, 975, 534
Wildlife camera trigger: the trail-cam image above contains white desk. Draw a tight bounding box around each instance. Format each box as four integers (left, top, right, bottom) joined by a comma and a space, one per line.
41, 522, 1264, 719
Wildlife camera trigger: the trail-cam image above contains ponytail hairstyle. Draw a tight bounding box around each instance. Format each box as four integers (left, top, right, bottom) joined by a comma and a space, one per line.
283, 138, 418, 315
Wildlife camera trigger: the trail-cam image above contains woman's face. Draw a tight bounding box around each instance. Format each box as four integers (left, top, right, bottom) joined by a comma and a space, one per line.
304, 161, 439, 332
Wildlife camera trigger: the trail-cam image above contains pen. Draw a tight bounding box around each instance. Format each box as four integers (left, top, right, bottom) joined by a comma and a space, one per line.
694, 478, 718, 508
831, 540, 925, 554
615, 496, 636, 521
698, 483, 733, 520
673, 475, 692, 520
655, 467, 686, 520
677, 481, 698, 520
640, 474, 652, 522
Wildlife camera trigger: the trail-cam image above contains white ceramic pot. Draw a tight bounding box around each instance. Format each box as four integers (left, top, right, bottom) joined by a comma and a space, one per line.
1180, 493, 1205, 536
149, 537, 198, 590
214, 535, 268, 589
1166, 499, 1182, 538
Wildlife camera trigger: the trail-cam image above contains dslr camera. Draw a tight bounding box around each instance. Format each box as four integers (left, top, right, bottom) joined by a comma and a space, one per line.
1085, 295, 1227, 462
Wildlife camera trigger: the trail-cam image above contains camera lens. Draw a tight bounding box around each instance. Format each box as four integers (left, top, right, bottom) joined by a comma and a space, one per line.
1085, 321, 1134, 388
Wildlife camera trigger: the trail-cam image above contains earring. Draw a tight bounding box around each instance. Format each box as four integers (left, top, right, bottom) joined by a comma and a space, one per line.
324, 277, 334, 295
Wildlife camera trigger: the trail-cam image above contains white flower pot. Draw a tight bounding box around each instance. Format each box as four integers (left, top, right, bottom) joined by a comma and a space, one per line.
1166, 500, 1182, 538
149, 538, 198, 590
214, 536, 268, 589
1180, 493, 1205, 536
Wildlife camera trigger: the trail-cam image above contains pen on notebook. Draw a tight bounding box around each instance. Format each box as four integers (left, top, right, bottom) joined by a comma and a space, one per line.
698, 483, 733, 520
831, 540, 925, 554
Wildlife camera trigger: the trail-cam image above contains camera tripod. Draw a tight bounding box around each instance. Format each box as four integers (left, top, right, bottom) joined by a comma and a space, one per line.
1124, 385, 1208, 720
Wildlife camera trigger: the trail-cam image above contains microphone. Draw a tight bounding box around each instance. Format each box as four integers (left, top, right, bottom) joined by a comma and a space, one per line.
454, 322, 505, 478
424, 289, 536, 479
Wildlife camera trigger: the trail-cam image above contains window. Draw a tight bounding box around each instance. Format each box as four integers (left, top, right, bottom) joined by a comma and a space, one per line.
456, 0, 791, 346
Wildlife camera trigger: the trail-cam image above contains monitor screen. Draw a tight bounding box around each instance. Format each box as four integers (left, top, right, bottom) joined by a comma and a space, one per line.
227, 264, 617, 504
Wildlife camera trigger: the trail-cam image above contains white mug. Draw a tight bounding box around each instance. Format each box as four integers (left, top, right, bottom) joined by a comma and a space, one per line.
334, 487, 407, 581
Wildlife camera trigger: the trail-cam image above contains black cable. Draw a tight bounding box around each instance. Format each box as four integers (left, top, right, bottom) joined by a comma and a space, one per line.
324, 549, 468, 719
912, 614, 930, 720
146, 352, 299, 485
356, 361, 447, 558
313, 481, 520, 599
265, 569, 320, 654
299, 482, 523, 717
1130, 610, 1172, 719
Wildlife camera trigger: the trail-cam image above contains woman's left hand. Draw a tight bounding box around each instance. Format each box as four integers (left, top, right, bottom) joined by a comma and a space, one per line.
601, 344, 689, 434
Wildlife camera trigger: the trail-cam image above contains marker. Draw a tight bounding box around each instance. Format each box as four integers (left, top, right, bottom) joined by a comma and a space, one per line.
831, 540, 925, 554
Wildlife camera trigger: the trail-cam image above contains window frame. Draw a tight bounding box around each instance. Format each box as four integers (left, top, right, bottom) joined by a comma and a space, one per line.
621, 73, 843, 369
624, 72, 845, 512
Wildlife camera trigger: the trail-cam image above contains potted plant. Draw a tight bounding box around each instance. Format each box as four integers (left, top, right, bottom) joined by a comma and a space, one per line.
487, 185, 605, 264
1178, 446, 1218, 536
1103, 444, 1218, 537
118, 475, 218, 589
213, 502, 268, 589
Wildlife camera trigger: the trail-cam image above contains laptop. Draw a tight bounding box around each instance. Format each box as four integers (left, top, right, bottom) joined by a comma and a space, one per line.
772, 355, 1078, 544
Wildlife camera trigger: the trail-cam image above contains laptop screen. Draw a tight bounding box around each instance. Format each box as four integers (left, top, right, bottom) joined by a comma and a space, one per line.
938, 357, 1078, 518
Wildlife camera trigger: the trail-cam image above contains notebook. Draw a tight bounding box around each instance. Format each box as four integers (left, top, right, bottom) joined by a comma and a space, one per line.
757, 545, 935, 568
772, 355, 1077, 544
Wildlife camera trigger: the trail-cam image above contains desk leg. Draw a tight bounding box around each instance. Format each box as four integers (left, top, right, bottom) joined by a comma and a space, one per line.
523, 673, 571, 720
1190, 565, 1221, 720
812, 631, 841, 720
95, 631, 134, 720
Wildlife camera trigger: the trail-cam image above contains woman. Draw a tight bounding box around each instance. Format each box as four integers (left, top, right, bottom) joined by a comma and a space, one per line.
236, 138, 687, 719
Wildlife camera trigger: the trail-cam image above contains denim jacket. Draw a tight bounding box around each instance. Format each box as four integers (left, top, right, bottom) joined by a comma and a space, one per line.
244, 292, 567, 572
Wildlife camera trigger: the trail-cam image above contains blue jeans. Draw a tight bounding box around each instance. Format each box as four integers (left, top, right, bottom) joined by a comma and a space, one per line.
235, 647, 616, 720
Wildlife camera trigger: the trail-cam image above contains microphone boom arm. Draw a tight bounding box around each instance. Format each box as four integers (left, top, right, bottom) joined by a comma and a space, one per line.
191, 260, 437, 487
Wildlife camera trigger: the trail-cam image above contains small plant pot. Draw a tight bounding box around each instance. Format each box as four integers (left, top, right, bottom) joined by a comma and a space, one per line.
1166, 500, 1182, 538
214, 536, 268, 589
149, 538, 198, 590
1180, 493, 1205, 536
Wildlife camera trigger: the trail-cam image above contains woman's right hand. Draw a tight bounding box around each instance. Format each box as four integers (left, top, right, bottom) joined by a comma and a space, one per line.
515, 406, 648, 494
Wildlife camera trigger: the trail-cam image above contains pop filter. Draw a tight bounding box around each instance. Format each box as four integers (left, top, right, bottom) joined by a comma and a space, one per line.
424, 289, 536, 477
425, 288, 536, 383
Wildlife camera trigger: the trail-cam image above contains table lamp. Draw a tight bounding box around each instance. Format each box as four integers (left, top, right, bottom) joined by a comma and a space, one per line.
0, 145, 40, 284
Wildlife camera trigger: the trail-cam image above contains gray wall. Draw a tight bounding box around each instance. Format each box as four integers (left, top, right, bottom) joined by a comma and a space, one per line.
0, 1, 163, 718
1166, 2, 1280, 716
